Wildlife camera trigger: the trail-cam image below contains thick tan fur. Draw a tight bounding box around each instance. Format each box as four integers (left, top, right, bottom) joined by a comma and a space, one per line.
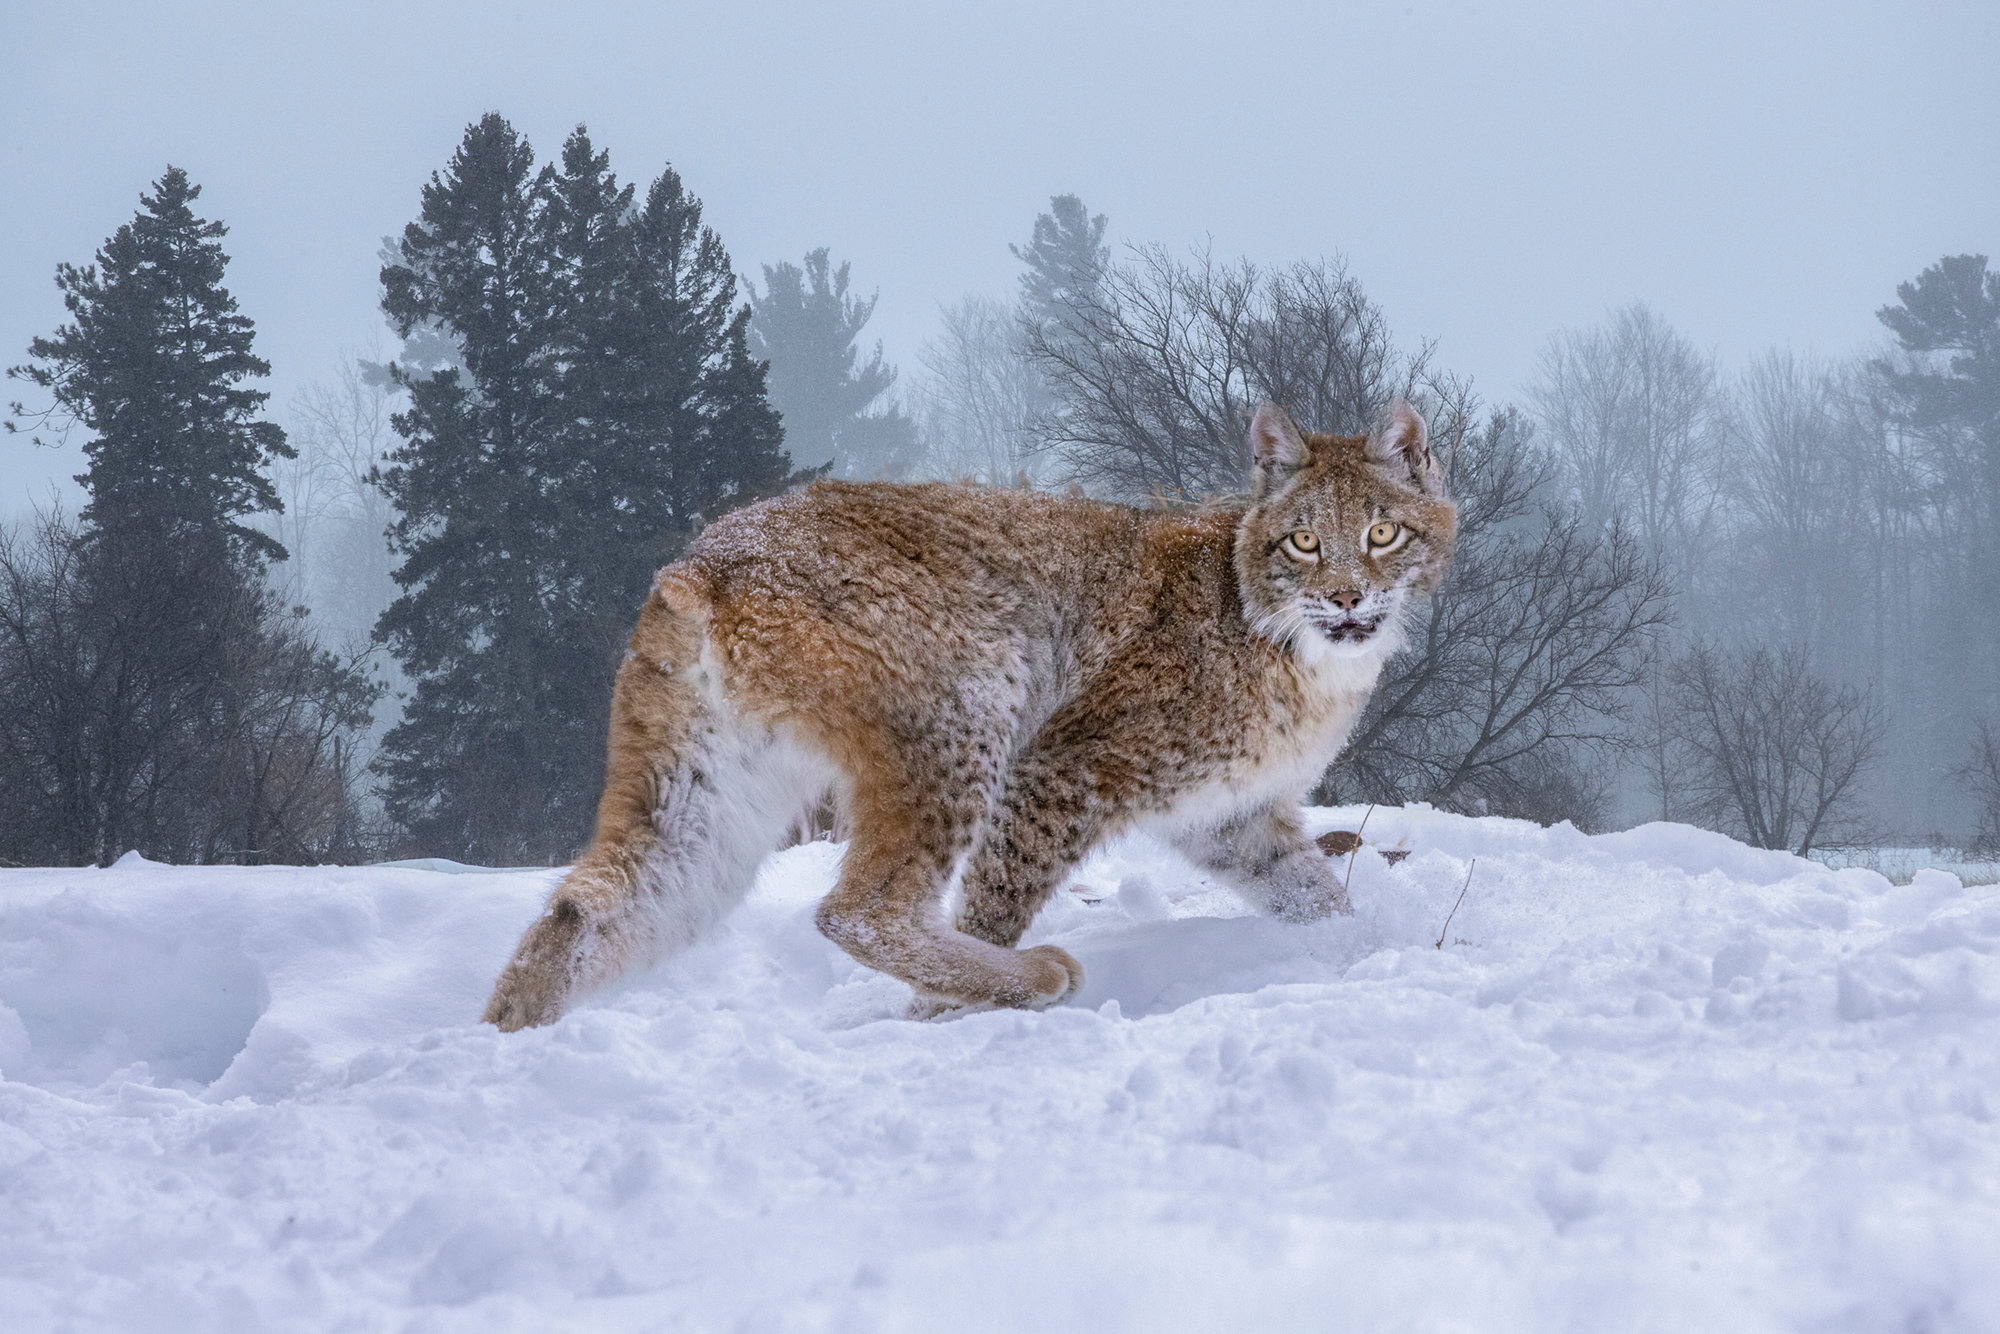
484, 402, 1456, 1029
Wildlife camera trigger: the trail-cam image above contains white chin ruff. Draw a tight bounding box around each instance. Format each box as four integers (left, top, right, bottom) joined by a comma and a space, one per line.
1250, 602, 1397, 690
1291, 626, 1394, 687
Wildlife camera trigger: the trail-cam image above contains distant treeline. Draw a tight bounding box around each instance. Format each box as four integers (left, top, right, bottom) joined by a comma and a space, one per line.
4, 113, 1996, 865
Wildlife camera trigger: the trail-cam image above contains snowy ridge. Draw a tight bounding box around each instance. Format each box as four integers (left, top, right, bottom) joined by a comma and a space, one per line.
1, 807, 1996, 1331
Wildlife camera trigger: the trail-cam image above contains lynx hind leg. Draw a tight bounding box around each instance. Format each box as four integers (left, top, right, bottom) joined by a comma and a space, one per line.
483, 592, 824, 1031
1171, 801, 1351, 921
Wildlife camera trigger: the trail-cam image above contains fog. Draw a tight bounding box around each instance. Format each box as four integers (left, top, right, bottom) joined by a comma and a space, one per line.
5, 0, 1998, 860
6, 0, 1993, 510
9, 15, 2000, 1324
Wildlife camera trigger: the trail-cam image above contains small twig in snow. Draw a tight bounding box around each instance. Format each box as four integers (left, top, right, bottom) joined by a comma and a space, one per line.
1343, 804, 1376, 901
1434, 858, 1477, 950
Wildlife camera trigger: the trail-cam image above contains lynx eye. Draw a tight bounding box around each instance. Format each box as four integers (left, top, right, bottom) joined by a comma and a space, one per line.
1366, 521, 1405, 552
1284, 529, 1320, 558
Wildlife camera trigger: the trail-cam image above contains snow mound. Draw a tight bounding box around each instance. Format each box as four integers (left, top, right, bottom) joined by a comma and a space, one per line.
2, 809, 1997, 1331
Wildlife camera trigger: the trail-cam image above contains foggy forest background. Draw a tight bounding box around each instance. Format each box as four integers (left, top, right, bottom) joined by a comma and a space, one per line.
4, 113, 1997, 869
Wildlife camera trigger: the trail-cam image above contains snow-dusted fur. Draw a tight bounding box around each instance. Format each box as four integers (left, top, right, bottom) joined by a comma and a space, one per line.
483, 401, 1456, 1029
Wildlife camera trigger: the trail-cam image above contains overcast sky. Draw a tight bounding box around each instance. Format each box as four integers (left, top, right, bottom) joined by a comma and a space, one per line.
5, 0, 1994, 515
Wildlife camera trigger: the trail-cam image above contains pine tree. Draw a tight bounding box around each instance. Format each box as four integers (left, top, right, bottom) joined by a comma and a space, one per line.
372, 119, 793, 862
1876, 257, 2000, 614
624, 166, 790, 543
1012, 193, 1109, 334
1875, 253, 2000, 743
746, 248, 918, 478
3, 168, 374, 865
9, 167, 292, 557
1876, 254, 2000, 499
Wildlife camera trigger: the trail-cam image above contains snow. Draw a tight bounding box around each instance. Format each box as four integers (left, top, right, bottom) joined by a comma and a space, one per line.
1815, 845, 2000, 890
2, 807, 1997, 1332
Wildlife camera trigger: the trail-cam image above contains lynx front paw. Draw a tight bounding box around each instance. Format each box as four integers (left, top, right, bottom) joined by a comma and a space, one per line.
1277, 887, 1355, 921
1269, 860, 1354, 921
481, 899, 585, 1031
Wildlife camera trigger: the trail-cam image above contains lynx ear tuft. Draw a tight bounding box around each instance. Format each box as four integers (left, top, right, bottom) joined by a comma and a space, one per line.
1249, 402, 1307, 475
1365, 398, 1440, 491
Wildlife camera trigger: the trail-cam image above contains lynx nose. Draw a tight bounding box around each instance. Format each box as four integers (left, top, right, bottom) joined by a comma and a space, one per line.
1328, 589, 1364, 611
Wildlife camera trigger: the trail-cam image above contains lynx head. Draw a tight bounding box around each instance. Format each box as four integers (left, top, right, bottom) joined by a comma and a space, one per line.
1234, 399, 1457, 668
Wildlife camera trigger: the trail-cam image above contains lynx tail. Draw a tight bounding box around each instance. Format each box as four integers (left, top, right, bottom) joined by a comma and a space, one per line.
481, 575, 825, 1031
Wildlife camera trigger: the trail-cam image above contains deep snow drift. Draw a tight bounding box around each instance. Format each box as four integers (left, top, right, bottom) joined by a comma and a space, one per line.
1, 808, 1996, 1332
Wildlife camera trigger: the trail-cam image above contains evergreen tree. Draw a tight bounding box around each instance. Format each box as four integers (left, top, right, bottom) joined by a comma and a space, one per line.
1875, 253, 2000, 762
624, 167, 790, 539
372, 118, 793, 862
746, 248, 918, 478
1876, 257, 2000, 615
3, 168, 374, 865
372, 116, 553, 859
1012, 193, 1109, 334
1876, 254, 2000, 515
9, 167, 292, 556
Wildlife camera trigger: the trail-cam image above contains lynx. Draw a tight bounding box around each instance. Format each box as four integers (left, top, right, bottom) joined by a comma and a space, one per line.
483, 400, 1456, 1029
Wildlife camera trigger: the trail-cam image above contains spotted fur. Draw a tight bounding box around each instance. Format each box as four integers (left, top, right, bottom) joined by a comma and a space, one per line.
482, 400, 1456, 1029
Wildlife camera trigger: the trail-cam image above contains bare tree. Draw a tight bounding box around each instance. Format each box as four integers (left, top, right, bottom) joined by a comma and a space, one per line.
201, 603, 381, 863
274, 354, 401, 652
1666, 641, 1885, 856
1023, 246, 1434, 500
0, 509, 95, 864
915, 295, 1049, 484
0, 505, 381, 865
1958, 719, 2000, 857
1716, 352, 1903, 663
1632, 657, 1687, 823
1528, 304, 1720, 593
1321, 410, 1674, 826
1020, 245, 1666, 827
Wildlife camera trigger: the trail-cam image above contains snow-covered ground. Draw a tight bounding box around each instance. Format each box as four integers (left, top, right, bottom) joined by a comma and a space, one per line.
1815, 845, 2000, 889
2, 808, 1996, 1332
